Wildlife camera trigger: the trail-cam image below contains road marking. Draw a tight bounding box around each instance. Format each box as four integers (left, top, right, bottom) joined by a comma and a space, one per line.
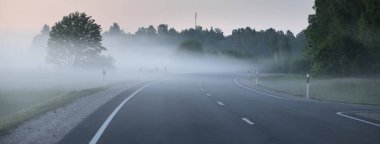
337, 112, 380, 127
206, 93, 211, 96
241, 118, 254, 125
89, 82, 156, 144
234, 77, 286, 99
201, 88, 205, 91
217, 101, 224, 106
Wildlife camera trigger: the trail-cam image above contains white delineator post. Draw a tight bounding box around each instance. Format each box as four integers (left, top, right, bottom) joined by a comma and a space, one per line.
102, 68, 106, 88
306, 74, 310, 99
255, 70, 259, 85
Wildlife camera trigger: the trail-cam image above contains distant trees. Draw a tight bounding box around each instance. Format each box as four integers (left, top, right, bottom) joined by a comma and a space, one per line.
47, 12, 114, 68
178, 39, 203, 55
99, 23, 307, 71
30, 24, 50, 52
136, 25, 157, 37
104, 23, 125, 36
157, 24, 169, 36
306, 0, 380, 76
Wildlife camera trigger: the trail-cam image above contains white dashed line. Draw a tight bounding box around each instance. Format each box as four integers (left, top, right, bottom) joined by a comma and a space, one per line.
206, 93, 211, 96
241, 118, 254, 125
201, 88, 205, 91
337, 112, 380, 127
217, 101, 225, 106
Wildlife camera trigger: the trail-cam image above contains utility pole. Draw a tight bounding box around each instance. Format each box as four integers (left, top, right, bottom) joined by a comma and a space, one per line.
195, 11, 197, 29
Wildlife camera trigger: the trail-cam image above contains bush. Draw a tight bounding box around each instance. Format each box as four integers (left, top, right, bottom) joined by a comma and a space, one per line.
290, 58, 312, 74
178, 39, 203, 54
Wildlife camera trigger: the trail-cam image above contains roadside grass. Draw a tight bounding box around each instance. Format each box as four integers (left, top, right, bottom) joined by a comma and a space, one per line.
0, 87, 103, 136
253, 74, 380, 105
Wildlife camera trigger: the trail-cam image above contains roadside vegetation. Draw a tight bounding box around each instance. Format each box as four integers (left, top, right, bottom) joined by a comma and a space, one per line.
0, 87, 103, 135
252, 74, 380, 105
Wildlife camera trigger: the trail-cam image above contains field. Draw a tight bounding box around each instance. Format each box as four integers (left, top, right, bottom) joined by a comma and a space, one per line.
249, 74, 380, 105
0, 87, 103, 135
0, 69, 122, 135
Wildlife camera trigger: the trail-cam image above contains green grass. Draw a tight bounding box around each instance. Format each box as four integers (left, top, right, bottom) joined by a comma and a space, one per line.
0, 87, 103, 135
255, 74, 380, 105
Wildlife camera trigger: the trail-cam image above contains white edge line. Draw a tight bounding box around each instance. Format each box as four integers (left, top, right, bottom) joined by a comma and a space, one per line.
234, 77, 286, 99
337, 112, 380, 127
241, 118, 255, 125
217, 101, 224, 106
89, 82, 156, 144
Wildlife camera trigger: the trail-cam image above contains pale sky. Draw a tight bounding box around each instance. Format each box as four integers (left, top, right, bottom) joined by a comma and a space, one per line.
0, 0, 315, 35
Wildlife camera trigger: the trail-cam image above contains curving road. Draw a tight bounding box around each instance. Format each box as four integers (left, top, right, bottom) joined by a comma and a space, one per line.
59, 73, 380, 144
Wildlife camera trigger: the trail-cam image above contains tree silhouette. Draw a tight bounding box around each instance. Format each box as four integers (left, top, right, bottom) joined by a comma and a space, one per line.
46, 12, 112, 68
178, 39, 203, 55
104, 23, 125, 36
30, 24, 50, 52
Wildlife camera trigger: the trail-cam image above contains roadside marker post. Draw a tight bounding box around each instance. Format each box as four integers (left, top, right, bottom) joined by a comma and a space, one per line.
102, 68, 106, 88
255, 70, 259, 85
306, 74, 310, 99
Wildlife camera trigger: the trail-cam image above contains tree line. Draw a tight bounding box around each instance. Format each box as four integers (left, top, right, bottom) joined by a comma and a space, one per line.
31, 17, 307, 71
33, 0, 380, 76
102, 23, 308, 72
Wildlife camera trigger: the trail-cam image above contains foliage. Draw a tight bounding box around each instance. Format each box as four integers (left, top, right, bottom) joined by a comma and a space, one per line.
101, 23, 308, 71
178, 39, 203, 54
290, 58, 312, 74
103, 23, 125, 36
46, 12, 113, 68
306, 0, 380, 76
220, 50, 255, 60
30, 24, 50, 51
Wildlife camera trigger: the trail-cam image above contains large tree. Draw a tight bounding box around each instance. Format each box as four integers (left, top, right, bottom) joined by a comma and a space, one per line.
306, 0, 380, 76
47, 12, 112, 68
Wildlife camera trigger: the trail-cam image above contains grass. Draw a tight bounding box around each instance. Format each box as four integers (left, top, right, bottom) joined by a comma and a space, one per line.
0, 87, 103, 136
252, 74, 380, 105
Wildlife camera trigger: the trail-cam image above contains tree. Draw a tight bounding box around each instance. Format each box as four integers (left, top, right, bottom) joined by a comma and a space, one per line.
178, 39, 203, 55
30, 24, 50, 51
306, 0, 380, 76
104, 23, 125, 36
47, 12, 113, 68
157, 24, 169, 35
270, 33, 279, 64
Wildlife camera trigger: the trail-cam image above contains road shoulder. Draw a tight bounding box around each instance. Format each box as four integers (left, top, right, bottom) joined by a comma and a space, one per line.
236, 75, 380, 127
0, 81, 140, 144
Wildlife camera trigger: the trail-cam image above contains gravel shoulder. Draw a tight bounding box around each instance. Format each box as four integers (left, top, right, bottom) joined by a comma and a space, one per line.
0, 80, 142, 144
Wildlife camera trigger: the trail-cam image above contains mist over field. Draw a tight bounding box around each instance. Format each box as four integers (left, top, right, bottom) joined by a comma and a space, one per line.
0, 26, 255, 103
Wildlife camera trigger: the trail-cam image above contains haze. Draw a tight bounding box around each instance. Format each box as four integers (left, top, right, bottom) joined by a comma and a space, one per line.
0, 0, 314, 35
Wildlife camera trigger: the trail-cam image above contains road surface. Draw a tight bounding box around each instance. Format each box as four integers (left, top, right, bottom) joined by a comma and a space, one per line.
59, 73, 380, 144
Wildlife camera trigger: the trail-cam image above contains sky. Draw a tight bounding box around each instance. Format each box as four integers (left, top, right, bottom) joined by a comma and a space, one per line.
0, 0, 315, 35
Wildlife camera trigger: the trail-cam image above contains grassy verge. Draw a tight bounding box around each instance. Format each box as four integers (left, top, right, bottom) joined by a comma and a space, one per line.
252, 74, 380, 105
0, 87, 103, 136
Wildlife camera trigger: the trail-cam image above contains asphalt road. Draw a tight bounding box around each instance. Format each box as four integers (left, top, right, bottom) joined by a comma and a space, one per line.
59, 73, 380, 144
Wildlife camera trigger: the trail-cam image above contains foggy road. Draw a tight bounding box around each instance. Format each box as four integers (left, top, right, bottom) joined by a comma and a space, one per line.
59, 73, 380, 144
